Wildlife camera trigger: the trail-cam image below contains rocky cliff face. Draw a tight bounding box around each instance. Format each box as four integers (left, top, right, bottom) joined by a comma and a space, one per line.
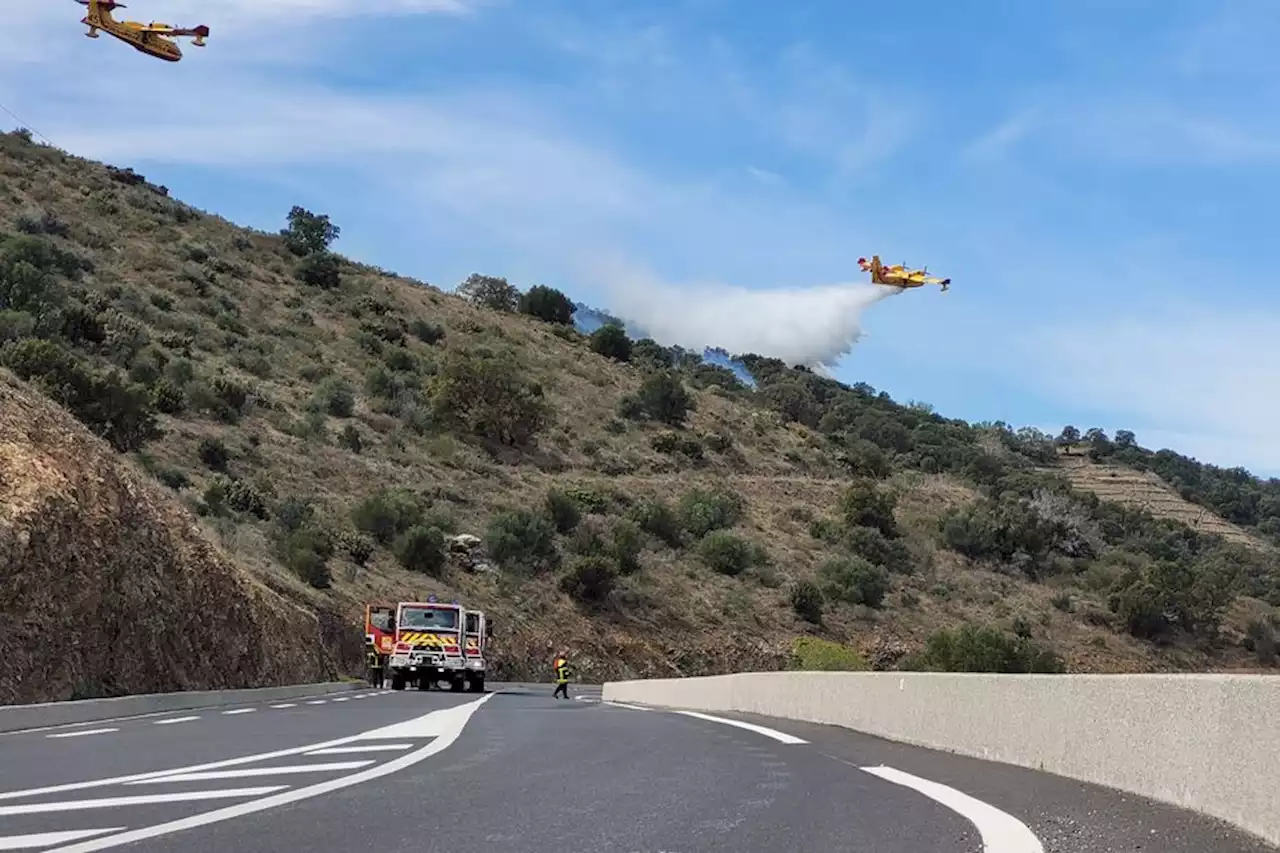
0, 372, 361, 704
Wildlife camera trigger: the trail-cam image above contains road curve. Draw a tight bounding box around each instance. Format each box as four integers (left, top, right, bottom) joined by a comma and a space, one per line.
0, 682, 1273, 853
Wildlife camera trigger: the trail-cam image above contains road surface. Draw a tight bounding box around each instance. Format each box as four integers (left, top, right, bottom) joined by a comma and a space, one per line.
0, 682, 1273, 853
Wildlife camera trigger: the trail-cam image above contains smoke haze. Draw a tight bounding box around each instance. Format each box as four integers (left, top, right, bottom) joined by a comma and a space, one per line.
587, 258, 901, 373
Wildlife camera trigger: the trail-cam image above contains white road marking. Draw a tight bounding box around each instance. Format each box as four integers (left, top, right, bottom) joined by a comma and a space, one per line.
604, 701, 650, 711
674, 711, 807, 744
220, 709, 255, 716
45, 729, 118, 740
153, 717, 199, 726
269, 704, 296, 709
862, 766, 1044, 853
0, 829, 124, 849
305, 700, 327, 705
305, 744, 412, 755
0, 788, 288, 816
331, 697, 350, 703
42, 693, 497, 853
126, 762, 375, 784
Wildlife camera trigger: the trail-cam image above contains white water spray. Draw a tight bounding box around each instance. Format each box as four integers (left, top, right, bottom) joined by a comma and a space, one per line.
589, 258, 901, 373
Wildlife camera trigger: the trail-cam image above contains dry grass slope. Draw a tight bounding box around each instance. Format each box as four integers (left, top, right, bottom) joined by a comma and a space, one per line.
1, 131, 1276, 699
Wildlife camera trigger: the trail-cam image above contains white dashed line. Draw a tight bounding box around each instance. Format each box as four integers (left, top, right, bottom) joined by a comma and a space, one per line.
305, 744, 413, 755
861, 766, 1044, 853
45, 729, 119, 740
0, 828, 125, 849
305, 700, 327, 706
153, 717, 199, 726
126, 761, 375, 784
331, 697, 350, 703
0, 787, 289, 816
674, 711, 807, 744
220, 709, 255, 716
268, 704, 296, 709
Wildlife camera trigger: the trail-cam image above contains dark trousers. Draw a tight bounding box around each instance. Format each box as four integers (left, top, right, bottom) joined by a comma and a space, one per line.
553, 682, 568, 699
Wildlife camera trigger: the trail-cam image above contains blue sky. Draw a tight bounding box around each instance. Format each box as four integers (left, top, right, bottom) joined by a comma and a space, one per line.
3, 0, 1279, 474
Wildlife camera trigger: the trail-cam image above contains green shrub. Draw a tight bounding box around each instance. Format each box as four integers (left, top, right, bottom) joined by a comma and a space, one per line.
627, 499, 684, 547
589, 323, 631, 361
311, 376, 356, 417
620, 372, 691, 425
395, 525, 446, 575
409, 318, 445, 344
789, 636, 867, 671
839, 478, 898, 538
790, 581, 824, 624
696, 531, 757, 576
902, 624, 1066, 673
429, 348, 548, 446
457, 274, 519, 312
198, 437, 230, 471
352, 488, 426, 545
485, 509, 558, 573
545, 488, 581, 533
678, 487, 745, 537
279, 526, 335, 589
560, 556, 616, 605
845, 525, 913, 573
281, 206, 340, 256
338, 423, 363, 453
519, 285, 576, 325
818, 556, 888, 608
610, 519, 644, 575
342, 532, 375, 566
296, 251, 341, 289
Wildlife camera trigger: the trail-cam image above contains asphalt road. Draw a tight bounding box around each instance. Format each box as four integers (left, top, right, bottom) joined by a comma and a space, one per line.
0, 682, 1274, 853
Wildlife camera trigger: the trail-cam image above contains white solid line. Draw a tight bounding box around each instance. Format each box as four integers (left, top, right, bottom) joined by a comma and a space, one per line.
153, 717, 199, 726
674, 711, 807, 744
862, 766, 1044, 853
269, 704, 296, 709
46, 729, 119, 739
604, 701, 650, 711
126, 762, 374, 784
0, 788, 288, 817
220, 709, 255, 716
0, 829, 125, 849
42, 694, 497, 853
304, 744, 413, 755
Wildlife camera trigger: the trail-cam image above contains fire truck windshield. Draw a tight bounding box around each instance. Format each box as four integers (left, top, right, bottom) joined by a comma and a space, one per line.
399, 607, 458, 631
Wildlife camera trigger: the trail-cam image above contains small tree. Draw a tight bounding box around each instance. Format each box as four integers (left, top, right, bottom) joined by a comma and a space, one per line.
519, 285, 576, 325
296, 251, 341, 289
621, 371, 691, 426
457, 274, 520, 312
839, 478, 899, 538
395, 525, 446, 575
430, 348, 549, 446
590, 323, 632, 361
281, 206, 340, 256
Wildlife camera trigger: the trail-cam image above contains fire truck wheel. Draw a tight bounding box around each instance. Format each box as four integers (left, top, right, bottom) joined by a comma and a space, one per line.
417, 676, 431, 691
467, 676, 485, 693
449, 676, 464, 692
390, 673, 406, 690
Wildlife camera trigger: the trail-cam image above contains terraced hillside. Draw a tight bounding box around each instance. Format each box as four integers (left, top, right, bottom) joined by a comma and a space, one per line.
1, 128, 1278, 702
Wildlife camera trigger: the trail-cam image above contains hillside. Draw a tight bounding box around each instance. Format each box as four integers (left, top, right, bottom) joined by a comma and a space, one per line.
1, 127, 1278, 701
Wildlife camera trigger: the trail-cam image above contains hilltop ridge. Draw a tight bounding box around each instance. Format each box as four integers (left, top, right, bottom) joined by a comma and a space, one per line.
1, 127, 1278, 702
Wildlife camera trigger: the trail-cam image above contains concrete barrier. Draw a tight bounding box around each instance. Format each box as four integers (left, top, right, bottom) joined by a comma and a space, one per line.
0, 681, 367, 733
603, 672, 1280, 845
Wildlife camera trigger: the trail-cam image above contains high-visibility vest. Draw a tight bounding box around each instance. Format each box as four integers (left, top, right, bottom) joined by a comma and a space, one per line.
554, 659, 569, 683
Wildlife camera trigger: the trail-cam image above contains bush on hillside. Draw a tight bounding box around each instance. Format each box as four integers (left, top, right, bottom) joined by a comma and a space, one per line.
790, 581, 824, 624
695, 531, 759, 576
310, 376, 356, 417
352, 487, 427, 545
295, 251, 342, 289
457, 273, 520, 312
395, 525, 446, 575
589, 323, 631, 361
818, 555, 888, 608
485, 509, 558, 573
620, 371, 692, 426
838, 478, 898, 539
902, 624, 1066, 673
429, 347, 549, 447
789, 636, 867, 671
845, 525, 913, 574
678, 487, 745, 537
281, 206, 340, 256
560, 556, 617, 606
545, 488, 581, 533
519, 285, 576, 325
627, 498, 684, 547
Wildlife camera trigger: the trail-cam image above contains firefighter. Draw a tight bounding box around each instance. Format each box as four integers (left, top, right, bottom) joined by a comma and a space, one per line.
552, 651, 571, 700
367, 649, 385, 689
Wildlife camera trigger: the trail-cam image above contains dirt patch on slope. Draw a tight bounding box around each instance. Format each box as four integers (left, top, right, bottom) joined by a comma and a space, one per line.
0, 372, 361, 704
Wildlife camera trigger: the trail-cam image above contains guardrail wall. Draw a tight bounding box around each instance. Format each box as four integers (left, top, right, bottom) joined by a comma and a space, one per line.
602, 672, 1280, 845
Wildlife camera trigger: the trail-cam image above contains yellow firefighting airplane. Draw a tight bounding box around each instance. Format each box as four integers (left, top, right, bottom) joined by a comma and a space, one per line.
78, 0, 209, 62
858, 255, 951, 292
